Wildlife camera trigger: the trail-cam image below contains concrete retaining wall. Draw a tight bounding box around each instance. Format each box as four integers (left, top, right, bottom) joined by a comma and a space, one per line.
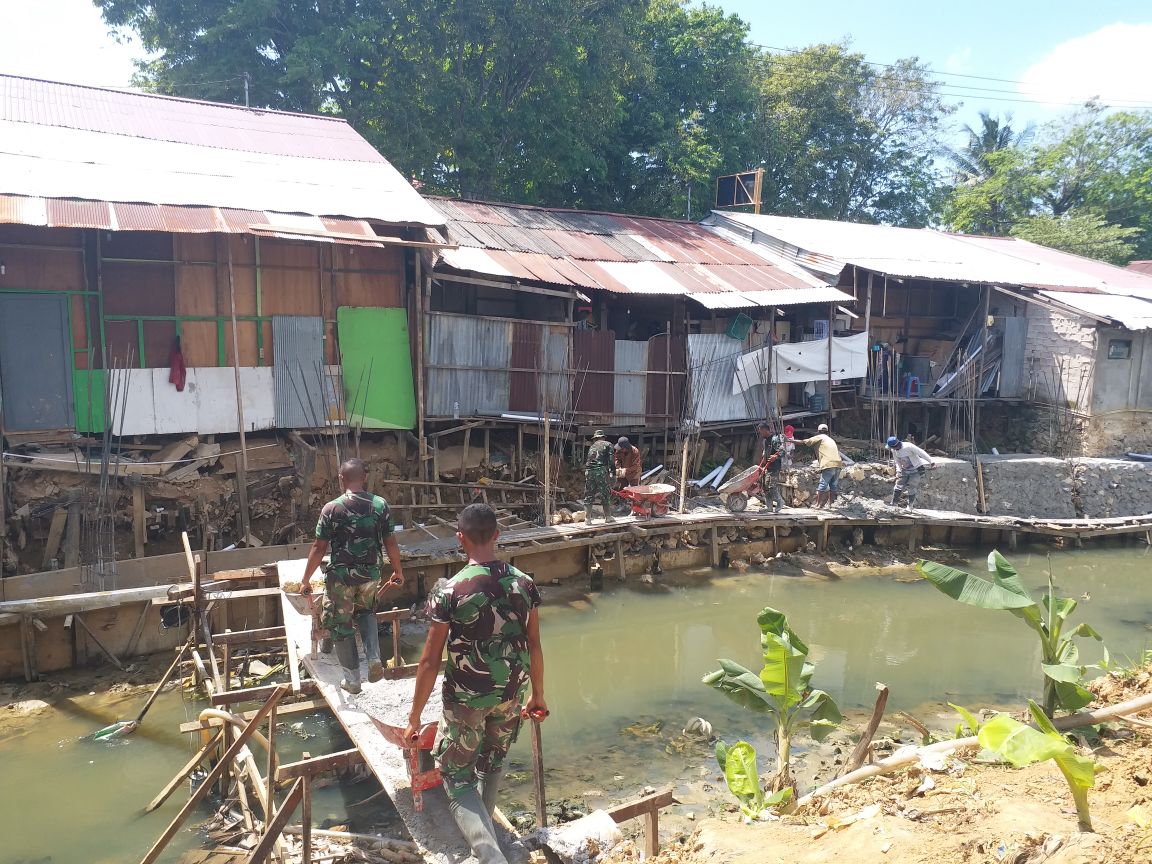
789, 453, 1152, 518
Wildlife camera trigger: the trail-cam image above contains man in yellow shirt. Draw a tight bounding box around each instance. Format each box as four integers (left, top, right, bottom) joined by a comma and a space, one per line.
791, 423, 843, 509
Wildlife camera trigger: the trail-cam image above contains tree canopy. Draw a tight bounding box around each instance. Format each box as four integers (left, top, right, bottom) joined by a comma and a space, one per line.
97, 1, 1152, 260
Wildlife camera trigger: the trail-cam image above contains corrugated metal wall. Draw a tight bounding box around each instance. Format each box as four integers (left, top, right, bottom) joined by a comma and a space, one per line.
573, 330, 615, 417
646, 333, 686, 425
613, 341, 648, 425
273, 315, 325, 428
687, 333, 765, 423
425, 312, 572, 417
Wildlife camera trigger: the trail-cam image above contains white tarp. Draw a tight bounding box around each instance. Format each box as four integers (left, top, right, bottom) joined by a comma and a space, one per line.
732, 332, 869, 393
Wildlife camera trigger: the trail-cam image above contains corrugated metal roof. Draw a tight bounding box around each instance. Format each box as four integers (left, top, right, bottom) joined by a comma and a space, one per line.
431, 198, 851, 307
0, 194, 379, 237
0, 74, 444, 228
708, 212, 1152, 331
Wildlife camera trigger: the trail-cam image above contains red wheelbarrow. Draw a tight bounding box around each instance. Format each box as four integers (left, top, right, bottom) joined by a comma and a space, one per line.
371, 717, 441, 811
613, 482, 677, 518
717, 461, 767, 512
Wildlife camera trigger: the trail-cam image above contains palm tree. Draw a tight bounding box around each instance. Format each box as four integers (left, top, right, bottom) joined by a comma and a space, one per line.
948, 111, 1035, 185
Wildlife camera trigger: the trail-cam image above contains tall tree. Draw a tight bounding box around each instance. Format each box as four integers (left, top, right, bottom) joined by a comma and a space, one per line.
947, 111, 1035, 186
559, 0, 760, 218
751, 44, 951, 226
943, 103, 1152, 261
97, 0, 642, 201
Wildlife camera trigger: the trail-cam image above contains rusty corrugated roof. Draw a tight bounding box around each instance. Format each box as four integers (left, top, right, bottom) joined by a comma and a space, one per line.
431, 198, 852, 308
0, 74, 444, 229
707, 212, 1152, 330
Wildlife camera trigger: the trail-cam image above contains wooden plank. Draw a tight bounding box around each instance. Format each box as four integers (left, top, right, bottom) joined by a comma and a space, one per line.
644, 809, 660, 857
276, 748, 363, 781
150, 434, 198, 468
606, 787, 677, 823
2, 453, 165, 476
209, 680, 317, 707
41, 508, 68, 569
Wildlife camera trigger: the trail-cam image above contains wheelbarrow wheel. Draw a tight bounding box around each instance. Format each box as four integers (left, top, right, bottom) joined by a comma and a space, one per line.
726, 492, 748, 513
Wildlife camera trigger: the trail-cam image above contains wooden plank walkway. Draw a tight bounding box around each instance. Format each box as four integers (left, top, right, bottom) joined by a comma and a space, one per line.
276, 560, 525, 864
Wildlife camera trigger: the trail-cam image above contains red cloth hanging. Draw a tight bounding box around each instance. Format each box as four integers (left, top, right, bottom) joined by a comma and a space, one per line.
168, 337, 187, 392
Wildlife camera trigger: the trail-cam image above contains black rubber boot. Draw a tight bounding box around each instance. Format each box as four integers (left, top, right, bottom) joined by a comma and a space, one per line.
448, 788, 509, 864
356, 610, 384, 683
334, 637, 361, 694
477, 767, 506, 817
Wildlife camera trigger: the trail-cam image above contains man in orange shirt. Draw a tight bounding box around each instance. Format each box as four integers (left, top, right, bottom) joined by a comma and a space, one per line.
614, 437, 643, 488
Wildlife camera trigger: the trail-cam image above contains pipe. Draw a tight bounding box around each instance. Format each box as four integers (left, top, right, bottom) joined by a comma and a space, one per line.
709, 457, 735, 489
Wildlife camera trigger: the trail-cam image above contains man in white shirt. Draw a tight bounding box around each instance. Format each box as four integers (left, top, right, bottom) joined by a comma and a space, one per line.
886, 436, 934, 509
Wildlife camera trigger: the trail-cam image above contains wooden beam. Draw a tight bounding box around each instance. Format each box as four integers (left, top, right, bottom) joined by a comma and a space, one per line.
146, 728, 225, 812
180, 698, 329, 734
210, 680, 317, 707
276, 748, 363, 782
42, 508, 68, 569
606, 787, 677, 823
132, 484, 147, 559
243, 777, 304, 864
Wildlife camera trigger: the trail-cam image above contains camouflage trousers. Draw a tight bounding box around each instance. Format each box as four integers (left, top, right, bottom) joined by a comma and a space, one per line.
584, 469, 612, 512
433, 699, 524, 798
321, 568, 380, 640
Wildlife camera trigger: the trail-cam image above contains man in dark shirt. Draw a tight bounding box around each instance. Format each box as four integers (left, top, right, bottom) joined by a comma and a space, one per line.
405, 503, 546, 864
301, 459, 403, 694
584, 430, 615, 523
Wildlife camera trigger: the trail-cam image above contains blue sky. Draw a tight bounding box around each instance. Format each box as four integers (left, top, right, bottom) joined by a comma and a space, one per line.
2, 0, 1150, 137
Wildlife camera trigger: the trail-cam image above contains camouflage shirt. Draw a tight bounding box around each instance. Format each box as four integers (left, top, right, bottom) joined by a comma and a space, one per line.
315, 490, 393, 583
585, 439, 614, 474
428, 561, 541, 708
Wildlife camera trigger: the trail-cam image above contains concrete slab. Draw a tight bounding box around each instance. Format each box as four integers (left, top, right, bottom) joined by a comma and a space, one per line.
277, 561, 525, 864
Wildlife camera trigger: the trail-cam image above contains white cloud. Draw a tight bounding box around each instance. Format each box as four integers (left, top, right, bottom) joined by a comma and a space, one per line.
0, 0, 144, 88
944, 46, 973, 75
1020, 22, 1152, 108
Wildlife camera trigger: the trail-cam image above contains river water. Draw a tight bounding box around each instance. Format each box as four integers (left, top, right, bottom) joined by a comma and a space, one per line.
2, 546, 1149, 860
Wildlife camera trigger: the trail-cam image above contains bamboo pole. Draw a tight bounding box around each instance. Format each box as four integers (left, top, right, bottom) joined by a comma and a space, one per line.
678, 435, 690, 514
859, 270, 873, 397
542, 413, 551, 525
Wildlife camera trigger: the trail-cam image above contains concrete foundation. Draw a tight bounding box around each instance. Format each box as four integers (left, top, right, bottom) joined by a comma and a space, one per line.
1070, 458, 1152, 518
979, 455, 1077, 519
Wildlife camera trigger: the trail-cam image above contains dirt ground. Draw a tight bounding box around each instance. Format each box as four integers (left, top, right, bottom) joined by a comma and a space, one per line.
605, 669, 1152, 864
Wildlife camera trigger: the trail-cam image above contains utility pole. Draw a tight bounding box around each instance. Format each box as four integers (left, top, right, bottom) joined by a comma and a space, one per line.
243, 72, 250, 108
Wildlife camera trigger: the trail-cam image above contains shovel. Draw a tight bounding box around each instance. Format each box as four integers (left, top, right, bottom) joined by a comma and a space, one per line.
93, 638, 191, 740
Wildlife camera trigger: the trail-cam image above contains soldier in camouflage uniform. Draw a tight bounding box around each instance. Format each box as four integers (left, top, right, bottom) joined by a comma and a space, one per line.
405, 503, 546, 864
301, 459, 404, 694
584, 429, 615, 524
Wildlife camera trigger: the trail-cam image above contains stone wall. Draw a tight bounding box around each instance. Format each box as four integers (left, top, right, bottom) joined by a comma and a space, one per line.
786, 453, 1152, 518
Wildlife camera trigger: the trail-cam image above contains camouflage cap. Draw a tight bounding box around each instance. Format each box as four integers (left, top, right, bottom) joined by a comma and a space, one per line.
592, 430, 607, 439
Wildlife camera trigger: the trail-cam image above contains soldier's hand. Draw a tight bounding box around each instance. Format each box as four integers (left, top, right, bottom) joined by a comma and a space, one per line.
403, 719, 422, 745
524, 696, 549, 722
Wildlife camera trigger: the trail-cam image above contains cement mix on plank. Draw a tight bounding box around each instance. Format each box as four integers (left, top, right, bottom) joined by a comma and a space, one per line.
277, 560, 529, 864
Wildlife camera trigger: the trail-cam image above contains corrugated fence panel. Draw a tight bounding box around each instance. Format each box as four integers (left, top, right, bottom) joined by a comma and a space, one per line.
509, 321, 541, 412
573, 329, 615, 418
687, 333, 764, 423
273, 315, 325, 428
425, 313, 511, 417
540, 325, 572, 415
646, 334, 686, 424
613, 340, 648, 425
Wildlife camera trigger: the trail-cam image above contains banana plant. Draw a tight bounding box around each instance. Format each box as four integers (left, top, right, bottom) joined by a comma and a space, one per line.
978, 700, 1099, 831
703, 607, 842, 793
918, 551, 1104, 716
713, 740, 792, 821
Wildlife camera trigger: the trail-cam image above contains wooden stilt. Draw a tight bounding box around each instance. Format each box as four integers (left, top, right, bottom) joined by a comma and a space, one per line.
644, 809, 660, 857
19, 615, 37, 682
301, 778, 312, 864
74, 613, 126, 670
709, 526, 719, 567
132, 483, 146, 559
615, 539, 626, 581
146, 727, 225, 812
243, 777, 304, 864
266, 701, 278, 821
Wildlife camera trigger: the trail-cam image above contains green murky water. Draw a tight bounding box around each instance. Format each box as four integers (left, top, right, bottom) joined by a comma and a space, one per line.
0, 683, 396, 864
502, 546, 1152, 813
2, 547, 1149, 859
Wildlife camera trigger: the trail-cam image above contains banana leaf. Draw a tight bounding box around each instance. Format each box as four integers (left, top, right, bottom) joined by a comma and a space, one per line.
917, 559, 1036, 610
722, 741, 763, 818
